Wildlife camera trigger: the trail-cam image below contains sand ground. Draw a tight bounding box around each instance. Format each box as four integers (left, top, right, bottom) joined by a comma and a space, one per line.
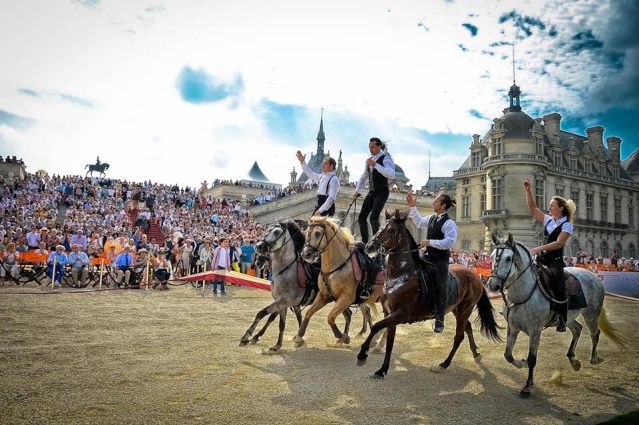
1, 282, 638, 425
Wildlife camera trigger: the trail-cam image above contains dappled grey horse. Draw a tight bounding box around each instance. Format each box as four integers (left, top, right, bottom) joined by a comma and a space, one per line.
488, 233, 628, 398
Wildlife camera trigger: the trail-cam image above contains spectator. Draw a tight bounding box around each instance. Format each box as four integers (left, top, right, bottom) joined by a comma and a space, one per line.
239, 239, 255, 274
68, 244, 89, 287
211, 237, 231, 296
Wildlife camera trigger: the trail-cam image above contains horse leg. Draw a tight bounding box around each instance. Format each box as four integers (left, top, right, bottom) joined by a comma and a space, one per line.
326, 296, 354, 345
433, 313, 469, 372
519, 332, 541, 399
250, 312, 280, 344
372, 325, 397, 379
356, 304, 371, 338
294, 293, 331, 348
239, 299, 287, 346
463, 320, 482, 363
585, 310, 604, 365
504, 328, 525, 369
341, 307, 353, 340
292, 305, 303, 328
267, 307, 288, 354
566, 318, 583, 371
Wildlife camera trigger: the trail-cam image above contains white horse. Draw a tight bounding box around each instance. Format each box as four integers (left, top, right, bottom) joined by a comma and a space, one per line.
488, 233, 627, 398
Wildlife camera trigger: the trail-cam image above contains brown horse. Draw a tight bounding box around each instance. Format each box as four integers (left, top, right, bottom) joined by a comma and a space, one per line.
357, 209, 502, 378
296, 216, 383, 348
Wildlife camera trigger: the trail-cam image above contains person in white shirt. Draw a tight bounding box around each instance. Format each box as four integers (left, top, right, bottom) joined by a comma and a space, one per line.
211, 238, 231, 296
352, 137, 396, 243
406, 191, 458, 333
296, 151, 339, 217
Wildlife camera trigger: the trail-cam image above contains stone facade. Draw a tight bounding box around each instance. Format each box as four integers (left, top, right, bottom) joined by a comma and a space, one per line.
452, 82, 639, 258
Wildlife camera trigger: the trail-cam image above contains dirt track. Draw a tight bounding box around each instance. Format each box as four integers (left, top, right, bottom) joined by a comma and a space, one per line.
1, 283, 638, 425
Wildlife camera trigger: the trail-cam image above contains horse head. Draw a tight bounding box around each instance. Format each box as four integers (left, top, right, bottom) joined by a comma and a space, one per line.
488, 232, 520, 292
366, 209, 409, 257
301, 216, 328, 263
256, 222, 286, 255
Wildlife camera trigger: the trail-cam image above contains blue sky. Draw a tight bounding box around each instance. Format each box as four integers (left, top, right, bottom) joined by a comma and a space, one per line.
1, 0, 638, 189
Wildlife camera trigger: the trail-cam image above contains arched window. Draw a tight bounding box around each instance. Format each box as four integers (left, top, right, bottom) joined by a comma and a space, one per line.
600, 240, 609, 258
615, 242, 623, 257
586, 240, 595, 258
628, 243, 636, 260
570, 239, 580, 257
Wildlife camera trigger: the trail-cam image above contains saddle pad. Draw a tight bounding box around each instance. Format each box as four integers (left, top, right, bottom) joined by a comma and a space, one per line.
446, 272, 459, 306
566, 274, 587, 310
351, 256, 386, 284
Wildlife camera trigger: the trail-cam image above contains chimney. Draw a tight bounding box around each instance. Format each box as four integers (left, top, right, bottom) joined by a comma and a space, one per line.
472, 134, 480, 145
606, 136, 622, 162
543, 113, 562, 144
586, 126, 605, 155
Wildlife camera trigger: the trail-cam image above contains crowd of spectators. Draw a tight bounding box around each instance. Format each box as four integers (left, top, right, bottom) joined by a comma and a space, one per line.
0, 168, 274, 283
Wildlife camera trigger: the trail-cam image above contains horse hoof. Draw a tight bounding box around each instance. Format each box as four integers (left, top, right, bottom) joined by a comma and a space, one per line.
293, 338, 305, 348
571, 359, 582, 371
474, 354, 483, 364
266, 347, 281, 355
370, 372, 385, 380
357, 357, 367, 366
590, 357, 604, 365
250, 337, 259, 344
519, 388, 531, 399
340, 335, 351, 345
430, 365, 447, 373
238, 339, 249, 347
371, 347, 383, 354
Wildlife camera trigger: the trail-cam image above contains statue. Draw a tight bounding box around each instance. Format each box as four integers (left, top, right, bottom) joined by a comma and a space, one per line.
85, 157, 110, 178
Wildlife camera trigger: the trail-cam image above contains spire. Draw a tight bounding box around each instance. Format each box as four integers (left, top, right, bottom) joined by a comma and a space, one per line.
316, 108, 325, 157
508, 43, 522, 112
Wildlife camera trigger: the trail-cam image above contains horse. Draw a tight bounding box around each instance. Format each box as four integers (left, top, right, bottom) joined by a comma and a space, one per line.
356, 209, 502, 378
296, 216, 385, 348
239, 220, 373, 353
85, 163, 110, 178
488, 232, 628, 398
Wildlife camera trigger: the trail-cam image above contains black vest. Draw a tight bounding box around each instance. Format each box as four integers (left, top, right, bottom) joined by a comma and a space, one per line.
315, 175, 336, 216
368, 155, 389, 191
425, 214, 450, 260
540, 221, 565, 262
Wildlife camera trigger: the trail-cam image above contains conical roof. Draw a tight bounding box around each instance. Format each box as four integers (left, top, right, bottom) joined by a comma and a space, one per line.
247, 161, 270, 182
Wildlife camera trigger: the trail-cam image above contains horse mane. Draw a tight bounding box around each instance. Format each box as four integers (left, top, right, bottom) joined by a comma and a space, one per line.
308, 216, 354, 244
282, 219, 305, 253
392, 211, 420, 254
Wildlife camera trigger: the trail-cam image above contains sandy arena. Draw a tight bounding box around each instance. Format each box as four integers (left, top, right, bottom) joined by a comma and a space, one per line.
1, 282, 638, 425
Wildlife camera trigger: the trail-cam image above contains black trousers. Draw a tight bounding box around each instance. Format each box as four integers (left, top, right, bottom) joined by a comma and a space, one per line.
540, 257, 567, 320
358, 188, 389, 243
427, 257, 449, 321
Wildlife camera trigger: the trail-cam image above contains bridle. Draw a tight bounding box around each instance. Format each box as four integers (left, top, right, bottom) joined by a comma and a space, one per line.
304, 221, 355, 288
371, 219, 420, 257
259, 222, 301, 276
490, 242, 537, 308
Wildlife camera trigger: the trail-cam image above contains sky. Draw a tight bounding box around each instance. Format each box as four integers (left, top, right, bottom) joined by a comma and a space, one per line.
1, 0, 638, 190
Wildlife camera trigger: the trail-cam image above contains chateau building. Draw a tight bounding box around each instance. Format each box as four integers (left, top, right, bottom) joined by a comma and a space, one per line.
452, 81, 639, 258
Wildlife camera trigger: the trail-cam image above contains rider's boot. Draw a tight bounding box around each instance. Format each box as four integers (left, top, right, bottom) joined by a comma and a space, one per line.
434, 282, 447, 333
556, 303, 567, 332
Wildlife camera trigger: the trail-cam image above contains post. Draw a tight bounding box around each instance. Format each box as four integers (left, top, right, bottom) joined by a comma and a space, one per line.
99, 258, 104, 290
49, 257, 57, 288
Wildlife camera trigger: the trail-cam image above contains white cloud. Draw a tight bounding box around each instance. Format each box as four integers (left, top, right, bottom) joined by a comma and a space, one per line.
1, 0, 636, 189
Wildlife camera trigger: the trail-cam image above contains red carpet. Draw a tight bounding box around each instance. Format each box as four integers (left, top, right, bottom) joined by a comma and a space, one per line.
173, 270, 271, 291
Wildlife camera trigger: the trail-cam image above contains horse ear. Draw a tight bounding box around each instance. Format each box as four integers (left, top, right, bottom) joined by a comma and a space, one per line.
491, 232, 499, 246
385, 210, 391, 219
507, 232, 514, 246
399, 209, 409, 221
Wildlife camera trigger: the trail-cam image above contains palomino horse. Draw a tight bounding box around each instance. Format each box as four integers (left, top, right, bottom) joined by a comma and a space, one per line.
357, 209, 502, 378
239, 220, 373, 353
488, 233, 628, 398
296, 216, 384, 348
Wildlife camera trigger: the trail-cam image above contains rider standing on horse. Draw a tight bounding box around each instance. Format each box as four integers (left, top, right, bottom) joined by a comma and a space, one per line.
406, 191, 458, 333
296, 151, 339, 217
524, 178, 576, 332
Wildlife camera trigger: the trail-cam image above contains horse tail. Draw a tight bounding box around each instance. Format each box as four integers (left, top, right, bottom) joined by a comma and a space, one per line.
474, 288, 503, 342
598, 307, 629, 349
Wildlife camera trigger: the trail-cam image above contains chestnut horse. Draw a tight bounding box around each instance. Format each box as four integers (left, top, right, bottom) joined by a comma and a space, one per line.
296, 216, 383, 348
357, 209, 502, 378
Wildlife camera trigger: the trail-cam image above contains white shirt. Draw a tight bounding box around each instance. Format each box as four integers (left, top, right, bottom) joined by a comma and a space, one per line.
300, 161, 339, 213
355, 152, 395, 193
409, 207, 458, 251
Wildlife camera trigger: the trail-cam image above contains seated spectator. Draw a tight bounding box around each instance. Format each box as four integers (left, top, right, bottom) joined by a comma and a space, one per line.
47, 245, 69, 287
68, 244, 89, 287
1, 242, 20, 282
114, 245, 134, 287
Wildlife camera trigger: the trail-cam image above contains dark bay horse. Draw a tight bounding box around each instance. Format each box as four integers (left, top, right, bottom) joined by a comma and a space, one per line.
296, 216, 384, 348
85, 163, 110, 177
357, 209, 502, 378
488, 233, 628, 397
239, 220, 372, 353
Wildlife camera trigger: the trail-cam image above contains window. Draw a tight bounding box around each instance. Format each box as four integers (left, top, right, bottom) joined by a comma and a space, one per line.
462, 239, 471, 251
535, 138, 543, 155
554, 151, 562, 166
584, 158, 591, 173
462, 178, 469, 185
535, 179, 544, 209
615, 197, 622, 223
492, 178, 503, 209
629, 243, 636, 259
570, 156, 577, 169
462, 196, 470, 218
600, 195, 608, 221
630, 204, 634, 227
480, 193, 486, 213
600, 240, 609, 258
571, 189, 580, 210
586, 193, 594, 220
556, 186, 564, 198
471, 151, 481, 168
493, 139, 503, 156
599, 161, 606, 176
